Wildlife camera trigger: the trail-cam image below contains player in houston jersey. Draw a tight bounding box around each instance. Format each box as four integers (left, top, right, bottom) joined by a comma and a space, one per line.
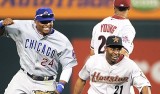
90, 0, 136, 93
74, 35, 151, 94
0, 7, 77, 94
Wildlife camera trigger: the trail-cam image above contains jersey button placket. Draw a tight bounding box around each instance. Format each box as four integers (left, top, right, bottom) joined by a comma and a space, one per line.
108, 66, 112, 75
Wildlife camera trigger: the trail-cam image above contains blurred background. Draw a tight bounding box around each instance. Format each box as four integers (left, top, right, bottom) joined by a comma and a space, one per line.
0, 0, 160, 94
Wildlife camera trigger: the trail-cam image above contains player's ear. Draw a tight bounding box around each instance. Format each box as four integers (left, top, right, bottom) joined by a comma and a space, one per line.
34, 19, 36, 22
34, 20, 38, 24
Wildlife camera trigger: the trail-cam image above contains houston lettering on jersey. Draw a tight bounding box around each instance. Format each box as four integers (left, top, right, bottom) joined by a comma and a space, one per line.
91, 72, 128, 84
101, 24, 117, 33
25, 39, 55, 58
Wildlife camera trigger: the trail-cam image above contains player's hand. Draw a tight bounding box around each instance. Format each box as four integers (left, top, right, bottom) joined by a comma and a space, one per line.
53, 90, 60, 94
2, 18, 14, 26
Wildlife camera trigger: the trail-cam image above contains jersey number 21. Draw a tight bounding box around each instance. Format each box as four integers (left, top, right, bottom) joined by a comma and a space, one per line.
114, 85, 123, 94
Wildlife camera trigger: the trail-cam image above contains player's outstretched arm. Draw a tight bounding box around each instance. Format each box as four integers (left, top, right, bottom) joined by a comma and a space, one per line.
54, 68, 73, 94
0, 18, 14, 36
140, 86, 151, 94
2, 18, 14, 26
74, 77, 86, 94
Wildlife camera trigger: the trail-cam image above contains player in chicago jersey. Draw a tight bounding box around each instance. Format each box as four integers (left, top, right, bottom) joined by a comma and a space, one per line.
0, 7, 77, 94
74, 35, 151, 94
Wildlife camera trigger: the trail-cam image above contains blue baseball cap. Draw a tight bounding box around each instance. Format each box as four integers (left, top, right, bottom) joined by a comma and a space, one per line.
35, 7, 55, 21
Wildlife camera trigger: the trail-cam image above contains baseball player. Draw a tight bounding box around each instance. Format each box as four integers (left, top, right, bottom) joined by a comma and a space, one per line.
90, 0, 135, 57
74, 35, 151, 94
90, 0, 135, 93
0, 7, 77, 94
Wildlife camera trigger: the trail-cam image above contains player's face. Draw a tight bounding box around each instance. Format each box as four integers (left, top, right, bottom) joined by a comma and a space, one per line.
35, 20, 53, 35
105, 46, 122, 65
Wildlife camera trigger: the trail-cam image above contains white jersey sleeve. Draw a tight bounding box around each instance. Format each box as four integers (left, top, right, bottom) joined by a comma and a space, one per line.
118, 22, 136, 54
58, 34, 77, 70
131, 62, 151, 92
90, 24, 98, 50
3, 20, 21, 41
79, 56, 93, 80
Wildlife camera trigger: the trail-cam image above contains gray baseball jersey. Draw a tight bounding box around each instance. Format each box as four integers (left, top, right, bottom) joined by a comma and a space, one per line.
91, 16, 136, 54
3, 20, 77, 78
79, 54, 151, 94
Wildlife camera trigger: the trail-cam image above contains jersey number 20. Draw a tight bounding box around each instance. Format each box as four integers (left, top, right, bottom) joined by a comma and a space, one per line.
98, 35, 106, 54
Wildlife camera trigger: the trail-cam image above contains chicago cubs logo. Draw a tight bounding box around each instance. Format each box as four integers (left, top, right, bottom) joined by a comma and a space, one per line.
43, 11, 49, 15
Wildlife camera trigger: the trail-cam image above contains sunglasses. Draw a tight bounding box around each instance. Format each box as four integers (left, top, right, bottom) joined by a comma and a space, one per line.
35, 13, 54, 19
39, 21, 53, 24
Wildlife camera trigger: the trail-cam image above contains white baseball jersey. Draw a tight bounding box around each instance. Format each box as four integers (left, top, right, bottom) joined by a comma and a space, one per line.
3, 20, 77, 77
91, 16, 136, 55
2, 20, 77, 93
79, 54, 151, 94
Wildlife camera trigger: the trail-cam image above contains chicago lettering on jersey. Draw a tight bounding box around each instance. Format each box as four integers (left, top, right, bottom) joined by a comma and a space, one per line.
101, 24, 117, 33
91, 72, 128, 84
25, 39, 55, 58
